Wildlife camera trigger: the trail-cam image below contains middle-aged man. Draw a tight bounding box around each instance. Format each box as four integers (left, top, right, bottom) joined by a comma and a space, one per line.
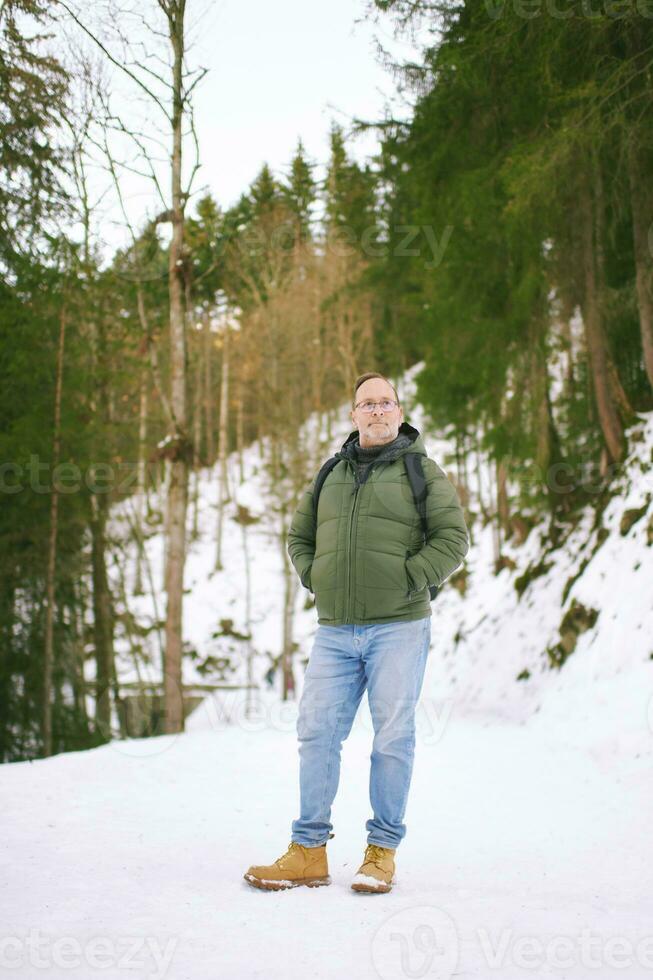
244, 372, 469, 894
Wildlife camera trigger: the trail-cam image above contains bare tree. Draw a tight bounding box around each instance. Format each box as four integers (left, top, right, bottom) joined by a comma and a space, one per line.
50, 51, 120, 742
57, 0, 207, 732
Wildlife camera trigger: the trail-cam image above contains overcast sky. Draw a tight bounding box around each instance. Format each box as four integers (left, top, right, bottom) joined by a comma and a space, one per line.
188, 0, 410, 209
58, 0, 420, 258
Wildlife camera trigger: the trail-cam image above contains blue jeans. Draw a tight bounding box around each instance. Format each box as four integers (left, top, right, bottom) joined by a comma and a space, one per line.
291, 616, 431, 850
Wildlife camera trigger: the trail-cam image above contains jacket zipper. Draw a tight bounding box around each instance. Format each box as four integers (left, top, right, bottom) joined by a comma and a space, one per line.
344, 478, 360, 622
345, 461, 379, 621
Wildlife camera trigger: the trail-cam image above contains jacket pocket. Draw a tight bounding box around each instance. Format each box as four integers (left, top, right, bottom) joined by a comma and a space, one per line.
404, 550, 416, 597
405, 550, 425, 599
301, 563, 313, 592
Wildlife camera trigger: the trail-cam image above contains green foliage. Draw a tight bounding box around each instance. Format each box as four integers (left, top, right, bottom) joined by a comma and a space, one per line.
366, 0, 653, 516
3, 0, 653, 757
0, 0, 70, 271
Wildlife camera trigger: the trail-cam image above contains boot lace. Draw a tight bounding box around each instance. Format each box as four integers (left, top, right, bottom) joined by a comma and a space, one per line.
275, 835, 333, 868
275, 842, 303, 868
364, 844, 393, 871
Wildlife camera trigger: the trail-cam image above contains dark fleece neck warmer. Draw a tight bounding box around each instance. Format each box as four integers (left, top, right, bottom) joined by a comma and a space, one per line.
351, 431, 408, 484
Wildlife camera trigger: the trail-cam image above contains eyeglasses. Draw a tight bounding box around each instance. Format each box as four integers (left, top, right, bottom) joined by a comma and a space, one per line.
354, 399, 399, 413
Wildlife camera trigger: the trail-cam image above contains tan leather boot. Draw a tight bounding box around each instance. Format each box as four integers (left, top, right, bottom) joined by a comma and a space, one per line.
243, 841, 331, 891
351, 843, 397, 893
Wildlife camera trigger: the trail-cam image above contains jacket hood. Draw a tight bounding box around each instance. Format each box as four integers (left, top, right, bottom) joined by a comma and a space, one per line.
335, 421, 427, 464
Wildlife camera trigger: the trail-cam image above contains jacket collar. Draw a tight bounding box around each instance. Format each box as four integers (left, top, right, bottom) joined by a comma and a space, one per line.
335, 421, 426, 464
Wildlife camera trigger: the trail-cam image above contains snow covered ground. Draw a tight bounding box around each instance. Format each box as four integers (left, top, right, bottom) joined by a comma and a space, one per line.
2, 701, 652, 979
2, 365, 652, 979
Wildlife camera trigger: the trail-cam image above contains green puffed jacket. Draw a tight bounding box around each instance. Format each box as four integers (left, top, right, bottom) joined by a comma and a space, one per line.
287, 422, 470, 625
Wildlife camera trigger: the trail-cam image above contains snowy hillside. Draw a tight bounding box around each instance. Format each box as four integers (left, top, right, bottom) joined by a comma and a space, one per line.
3, 364, 653, 980
106, 361, 653, 753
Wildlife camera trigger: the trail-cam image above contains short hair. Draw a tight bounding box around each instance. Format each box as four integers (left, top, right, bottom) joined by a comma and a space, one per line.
353, 372, 400, 408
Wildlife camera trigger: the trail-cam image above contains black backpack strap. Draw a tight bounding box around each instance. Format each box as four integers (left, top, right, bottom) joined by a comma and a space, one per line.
311, 456, 340, 535
403, 454, 440, 601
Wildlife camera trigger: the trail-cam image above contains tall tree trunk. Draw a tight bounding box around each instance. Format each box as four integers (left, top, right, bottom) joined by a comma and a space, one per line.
239, 515, 255, 720
136, 284, 174, 427
134, 365, 148, 594
496, 457, 510, 539
161, 457, 171, 590
73, 109, 116, 742
311, 249, 324, 421
280, 509, 297, 701
627, 138, 653, 392
578, 176, 625, 465
474, 426, 487, 520
530, 329, 564, 502
203, 310, 215, 463
236, 374, 244, 483
191, 330, 202, 540
89, 293, 116, 739
69, 586, 89, 728
90, 490, 114, 738
461, 429, 470, 501
43, 304, 67, 757
594, 154, 634, 420
490, 459, 502, 568
164, 459, 188, 733
215, 326, 230, 570
535, 352, 568, 513
163, 0, 190, 735
558, 292, 577, 402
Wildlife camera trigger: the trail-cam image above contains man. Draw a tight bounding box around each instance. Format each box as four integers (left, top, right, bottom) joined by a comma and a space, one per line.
243, 372, 469, 894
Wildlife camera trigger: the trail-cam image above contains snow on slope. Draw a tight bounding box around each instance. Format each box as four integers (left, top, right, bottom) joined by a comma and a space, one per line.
109, 359, 652, 752
421, 408, 653, 758
3, 365, 653, 980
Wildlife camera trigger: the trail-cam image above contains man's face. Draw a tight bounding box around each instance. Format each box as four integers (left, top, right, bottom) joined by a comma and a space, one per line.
350, 378, 403, 447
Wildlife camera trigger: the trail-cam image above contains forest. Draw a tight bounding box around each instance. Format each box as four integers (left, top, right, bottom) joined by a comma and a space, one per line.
1, 0, 652, 762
